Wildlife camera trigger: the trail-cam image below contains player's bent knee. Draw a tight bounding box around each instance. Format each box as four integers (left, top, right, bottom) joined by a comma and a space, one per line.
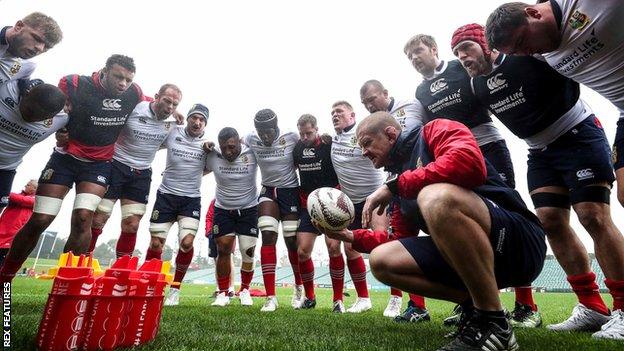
258, 215, 279, 233
121, 203, 146, 219
150, 221, 173, 239
74, 193, 102, 212
239, 235, 257, 264
282, 220, 299, 237
96, 198, 116, 215
178, 217, 199, 242
34, 196, 63, 216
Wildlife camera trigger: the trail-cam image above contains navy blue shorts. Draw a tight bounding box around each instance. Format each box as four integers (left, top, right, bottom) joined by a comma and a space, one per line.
297, 209, 321, 235
38, 152, 111, 188
259, 186, 299, 216
348, 201, 365, 230
149, 191, 201, 223
528, 116, 614, 195
103, 159, 152, 204
208, 235, 217, 258
0, 169, 16, 209
480, 140, 515, 189
612, 118, 624, 170
400, 196, 546, 290
212, 206, 259, 238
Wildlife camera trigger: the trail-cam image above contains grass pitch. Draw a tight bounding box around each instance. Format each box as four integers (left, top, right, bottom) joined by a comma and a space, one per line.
7, 278, 621, 350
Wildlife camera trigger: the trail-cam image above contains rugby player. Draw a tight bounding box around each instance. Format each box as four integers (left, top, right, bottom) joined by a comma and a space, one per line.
88, 84, 183, 258
243, 109, 302, 311
486, 1, 624, 338
148, 104, 209, 306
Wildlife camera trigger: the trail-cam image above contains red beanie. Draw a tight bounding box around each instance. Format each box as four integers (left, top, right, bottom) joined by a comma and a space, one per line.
451, 23, 491, 56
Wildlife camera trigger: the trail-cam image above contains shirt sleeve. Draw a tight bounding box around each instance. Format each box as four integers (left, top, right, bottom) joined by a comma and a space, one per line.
402, 99, 427, 130
8, 193, 35, 208
398, 119, 487, 199
351, 229, 390, 254
205, 199, 216, 236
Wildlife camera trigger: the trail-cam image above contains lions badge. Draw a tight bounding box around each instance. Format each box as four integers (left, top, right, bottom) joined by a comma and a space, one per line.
569, 10, 590, 30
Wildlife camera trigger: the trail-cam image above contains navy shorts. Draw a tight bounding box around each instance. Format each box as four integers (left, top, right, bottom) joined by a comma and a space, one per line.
612, 118, 624, 170
103, 159, 152, 204
480, 140, 515, 189
258, 186, 299, 216
400, 196, 546, 290
38, 152, 111, 188
0, 169, 16, 208
528, 116, 614, 195
208, 234, 218, 258
212, 206, 259, 238
297, 209, 321, 235
149, 191, 201, 223
348, 201, 365, 230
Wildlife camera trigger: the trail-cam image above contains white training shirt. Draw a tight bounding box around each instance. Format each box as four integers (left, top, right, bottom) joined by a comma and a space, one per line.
113, 101, 173, 170
0, 80, 68, 170
158, 126, 207, 198
0, 30, 36, 84
243, 129, 299, 188
205, 145, 258, 210
389, 98, 426, 131
331, 124, 384, 204
545, 0, 624, 115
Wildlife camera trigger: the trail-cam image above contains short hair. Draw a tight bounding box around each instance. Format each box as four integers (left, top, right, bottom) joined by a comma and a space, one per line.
485, 2, 531, 50
403, 34, 438, 55
297, 114, 317, 128
27, 83, 66, 114
360, 79, 385, 96
218, 127, 239, 143
22, 12, 63, 48
357, 112, 401, 137
105, 54, 136, 73
158, 83, 182, 96
332, 100, 353, 111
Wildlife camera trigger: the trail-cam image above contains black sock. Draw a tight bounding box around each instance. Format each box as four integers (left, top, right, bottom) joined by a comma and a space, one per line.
475, 309, 509, 329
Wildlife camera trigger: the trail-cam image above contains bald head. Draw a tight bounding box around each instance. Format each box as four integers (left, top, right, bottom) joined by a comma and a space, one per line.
356, 112, 402, 168
360, 80, 391, 114
357, 111, 401, 137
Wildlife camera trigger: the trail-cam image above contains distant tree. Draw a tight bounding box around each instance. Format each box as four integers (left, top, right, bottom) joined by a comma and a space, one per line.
93, 239, 117, 264
47, 238, 68, 259
132, 249, 142, 258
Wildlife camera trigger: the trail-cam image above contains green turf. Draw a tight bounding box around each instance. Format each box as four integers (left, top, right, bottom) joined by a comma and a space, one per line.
6, 278, 621, 350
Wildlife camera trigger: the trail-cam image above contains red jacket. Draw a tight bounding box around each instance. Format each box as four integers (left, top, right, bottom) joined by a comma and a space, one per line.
0, 192, 35, 248
204, 199, 216, 237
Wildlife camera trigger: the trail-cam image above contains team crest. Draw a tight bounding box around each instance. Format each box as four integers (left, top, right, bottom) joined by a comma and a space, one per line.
41, 168, 54, 181
43, 118, 53, 128
164, 122, 171, 130
279, 137, 286, 146
151, 210, 159, 221
240, 154, 249, 163
10, 62, 21, 76
212, 224, 219, 235
569, 10, 590, 30
350, 136, 358, 146
396, 109, 405, 117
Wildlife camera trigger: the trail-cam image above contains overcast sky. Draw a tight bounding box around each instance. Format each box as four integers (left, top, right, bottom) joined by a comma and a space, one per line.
3, 0, 621, 260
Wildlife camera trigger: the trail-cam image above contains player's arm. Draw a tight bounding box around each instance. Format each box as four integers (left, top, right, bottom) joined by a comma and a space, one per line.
205, 199, 215, 237
397, 119, 487, 199
8, 192, 35, 208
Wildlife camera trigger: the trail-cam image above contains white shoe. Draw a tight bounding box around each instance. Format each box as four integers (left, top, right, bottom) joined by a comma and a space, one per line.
332, 300, 345, 313
239, 289, 253, 306
592, 309, 624, 340
211, 292, 231, 306
547, 303, 610, 332
164, 288, 180, 306
383, 295, 402, 318
261, 295, 278, 312
292, 285, 304, 309
347, 297, 372, 313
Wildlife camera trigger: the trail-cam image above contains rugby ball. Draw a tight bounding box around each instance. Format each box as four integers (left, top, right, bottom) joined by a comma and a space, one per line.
307, 187, 355, 231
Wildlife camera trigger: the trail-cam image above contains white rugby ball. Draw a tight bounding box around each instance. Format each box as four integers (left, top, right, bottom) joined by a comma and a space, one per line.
307, 187, 355, 231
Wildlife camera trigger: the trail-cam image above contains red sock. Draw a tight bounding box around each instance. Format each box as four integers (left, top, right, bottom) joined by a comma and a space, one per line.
605, 279, 624, 311
390, 287, 403, 297
240, 270, 254, 291
261, 246, 276, 296
568, 272, 609, 315
329, 255, 344, 302
347, 256, 369, 298
217, 275, 231, 293
288, 250, 303, 286
515, 286, 537, 311
0, 257, 24, 283
88, 228, 103, 253
145, 248, 162, 261
115, 231, 137, 258
173, 248, 194, 289
300, 258, 315, 299
409, 294, 426, 309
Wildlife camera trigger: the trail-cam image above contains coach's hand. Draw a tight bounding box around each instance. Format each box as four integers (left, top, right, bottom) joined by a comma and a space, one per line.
362, 185, 392, 228
323, 228, 354, 243
173, 110, 185, 125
